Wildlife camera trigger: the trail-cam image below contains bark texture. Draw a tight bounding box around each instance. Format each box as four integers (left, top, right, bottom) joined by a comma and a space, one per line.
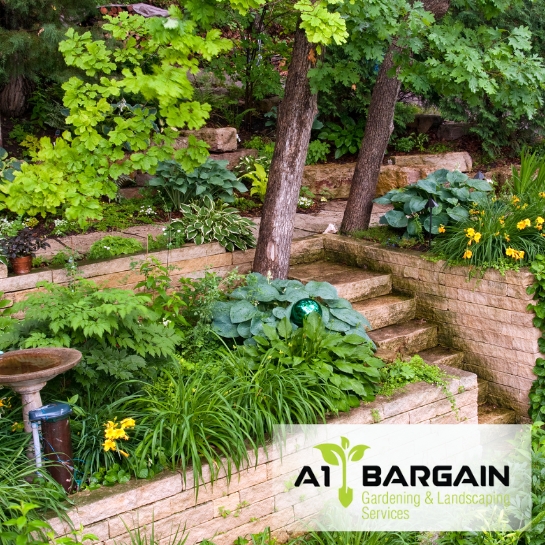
0, 75, 32, 117
252, 26, 317, 278
340, 0, 451, 233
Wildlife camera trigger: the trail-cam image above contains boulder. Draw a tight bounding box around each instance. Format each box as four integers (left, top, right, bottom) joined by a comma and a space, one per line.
407, 114, 442, 134
302, 151, 474, 198
437, 122, 471, 141
393, 151, 472, 172
208, 149, 258, 170
303, 164, 425, 199
175, 127, 238, 152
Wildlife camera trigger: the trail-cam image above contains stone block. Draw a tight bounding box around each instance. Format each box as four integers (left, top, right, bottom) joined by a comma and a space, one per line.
213, 492, 240, 518
84, 520, 110, 542
456, 288, 532, 313
209, 149, 257, 169
0, 270, 53, 293
75, 484, 139, 526
381, 412, 410, 424
177, 128, 238, 152
436, 123, 471, 141
233, 248, 256, 265
393, 151, 473, 171
0, 263, 7, 278
136, 471, 184, 508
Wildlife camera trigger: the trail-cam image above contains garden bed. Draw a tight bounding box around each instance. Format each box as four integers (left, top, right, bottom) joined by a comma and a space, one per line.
46, 365, 477, 545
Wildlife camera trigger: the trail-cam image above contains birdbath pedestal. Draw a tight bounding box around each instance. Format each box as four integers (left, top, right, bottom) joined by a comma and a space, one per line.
0, 348, 82, 432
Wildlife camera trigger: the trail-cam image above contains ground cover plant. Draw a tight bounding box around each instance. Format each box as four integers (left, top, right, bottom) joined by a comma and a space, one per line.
87, 236, 144, 260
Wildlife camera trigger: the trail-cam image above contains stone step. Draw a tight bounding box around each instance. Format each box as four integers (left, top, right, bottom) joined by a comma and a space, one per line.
418, 346, 464, 369
478, 404, 516, 424
368, 319, 438, 361
288, 262, 391, 302
477, 378, 489, 406
352, 294, 415, 330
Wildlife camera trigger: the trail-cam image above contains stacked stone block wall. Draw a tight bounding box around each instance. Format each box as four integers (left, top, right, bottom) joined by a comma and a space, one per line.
47, 367, 476, 545
323, 235, 538, 419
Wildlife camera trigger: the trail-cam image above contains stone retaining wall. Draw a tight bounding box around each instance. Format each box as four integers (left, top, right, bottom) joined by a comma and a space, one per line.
0, 236, 325, 307
323, 235, 538, 419
48, 366, 477, 545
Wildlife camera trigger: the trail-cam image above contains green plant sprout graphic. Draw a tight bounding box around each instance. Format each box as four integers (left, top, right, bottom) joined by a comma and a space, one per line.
315, 436, 369, 507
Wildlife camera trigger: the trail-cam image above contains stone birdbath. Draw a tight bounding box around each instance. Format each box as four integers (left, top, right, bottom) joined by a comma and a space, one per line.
0, 348, 82, 432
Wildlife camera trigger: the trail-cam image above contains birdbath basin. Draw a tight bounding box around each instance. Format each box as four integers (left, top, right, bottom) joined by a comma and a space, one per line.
0, 348, 82, 432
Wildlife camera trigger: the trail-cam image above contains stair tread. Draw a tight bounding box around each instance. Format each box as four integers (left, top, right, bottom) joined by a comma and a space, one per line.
478, 404, 516, 424
418, 346, 464, 367
368, 319, 436, 344
353, 294, 414, 312
289, 262, 384, 283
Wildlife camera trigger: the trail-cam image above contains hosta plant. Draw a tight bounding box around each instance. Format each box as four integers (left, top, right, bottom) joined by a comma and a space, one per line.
169, 197, 255, 252
149, 159, 247, 210
236, 314, 383, 409
374, 169, 493, 238
211, 272, 372, 343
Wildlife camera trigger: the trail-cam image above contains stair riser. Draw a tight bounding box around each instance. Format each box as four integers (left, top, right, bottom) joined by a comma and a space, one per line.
477, 379, 489, 406
371, 326, 438, 362
336, 276, 392, 302
361, 300, 416, 330
419, 351, 464, 369
478, 411, 516, 424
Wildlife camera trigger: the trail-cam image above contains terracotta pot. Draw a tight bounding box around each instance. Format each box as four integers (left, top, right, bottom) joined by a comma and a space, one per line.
10, 256, 32, 275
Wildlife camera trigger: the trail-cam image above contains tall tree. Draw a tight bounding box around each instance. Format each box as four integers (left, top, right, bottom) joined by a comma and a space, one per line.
339, 0, 545, 233
252, 24, 317, 278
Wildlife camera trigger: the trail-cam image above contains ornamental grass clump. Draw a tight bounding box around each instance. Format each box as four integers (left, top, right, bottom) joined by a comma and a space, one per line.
433, 197, 545, 269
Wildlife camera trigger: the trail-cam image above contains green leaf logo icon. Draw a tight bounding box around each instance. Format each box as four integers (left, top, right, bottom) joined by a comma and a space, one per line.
315, 437, 369, 507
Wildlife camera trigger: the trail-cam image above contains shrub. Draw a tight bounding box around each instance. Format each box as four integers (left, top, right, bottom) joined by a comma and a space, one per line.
149, 159, 247, 210
235, 314, 383, 410
211, 272, 372, 343
306, 140, 331, 165
0, 280, 182, 393
0, 228, 49, 259
393, 136, 416, 153
242, 163, 268, 203
433, 197, 545, 269
375, 169, 494, 238
88, 236, 144, 260
169, 197, 256, 252
318, 117, 364, 159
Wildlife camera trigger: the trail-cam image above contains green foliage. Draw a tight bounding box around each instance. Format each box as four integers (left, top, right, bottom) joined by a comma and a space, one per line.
0, 280, 182, 394
0, 502, 97, 545
149, 159, 247, 210
171, 197, 256, 251
377, 355, 451, 399
90, 199, 158, 233
234, 197, 260, 212
392, 134, 428, 153
88, 236, 144, 261
375, 169, 493, 237
433, 197, 545, 269
243, 164, 269, 203
0, 217, 26, 238
0, 228, 49, 259
49, 250, 82, 268
306, 141, 331, 165
508, 149, 545, 198
0, 148, 23, 184
527, 256, 545, 422
235, 314, 383, 410
318, 117, 364, 159
243, 136, 273, 151
130, 350, 335, 488
211, 272, 373, 343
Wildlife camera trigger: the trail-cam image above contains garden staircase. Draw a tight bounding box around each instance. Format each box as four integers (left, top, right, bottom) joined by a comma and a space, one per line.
288, 261, 516, 424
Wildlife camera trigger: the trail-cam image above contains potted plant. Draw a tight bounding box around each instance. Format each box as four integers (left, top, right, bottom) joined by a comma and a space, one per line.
0, 228, 50, 275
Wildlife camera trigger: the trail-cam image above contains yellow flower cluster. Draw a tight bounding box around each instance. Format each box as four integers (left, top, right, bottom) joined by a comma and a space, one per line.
465, 228, 482, 245
463, 250, 472, 259
506, 247, 525, 261
517, 218, 531, 230
540, 192, 545, 198
536, 217, 544, 231
438, 224, 446, 234
11, 422, 23, 432
103, 417, 136, 458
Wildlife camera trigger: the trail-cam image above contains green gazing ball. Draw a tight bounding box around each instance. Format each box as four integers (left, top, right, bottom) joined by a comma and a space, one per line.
291, 298, 322, 326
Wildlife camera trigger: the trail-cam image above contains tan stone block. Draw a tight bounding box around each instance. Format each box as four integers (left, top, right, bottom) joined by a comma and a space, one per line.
507, 284, 535, 300
153, 501, 214, 537
392, 276, 419, 294
393, 151, 472, 171
510, 310, 536, 327
46, 512, 80, 537
74, 484, 139, 526
511, 337, 539, 353
0, 269, 53, 292
449, 299, 513, 323
439, 273, 508, 296
329, 404, 377, 425
232, 249, 256, 265
87, 270, 143, 289
443, 324, 512, 350
178, 128, 238, 152
213, 492, 241, 518
403, 266, 419, 280
381, 382, 445, 418
430, 403, 477, 424
457, 288, 531, 313
415, 292, 450, 311
504, 269, 535, 287
417, 269, 440, 283
135, 471, 183, 508
381, 412, 410, 424
408, 396, 457, 424
84, 520, 110, 542
239, 475, 286, 505
0, 263, 7, 278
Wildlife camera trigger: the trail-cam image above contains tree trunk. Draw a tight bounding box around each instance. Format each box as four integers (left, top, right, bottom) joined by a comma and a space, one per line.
0, 75, 32, 118
252, 26, 318, 278
340, 0, 451, 233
